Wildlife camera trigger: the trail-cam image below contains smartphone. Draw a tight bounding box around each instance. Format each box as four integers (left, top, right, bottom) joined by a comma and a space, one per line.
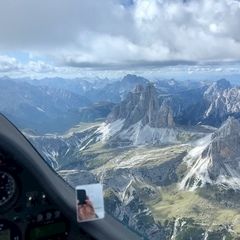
77, 189, 87, 205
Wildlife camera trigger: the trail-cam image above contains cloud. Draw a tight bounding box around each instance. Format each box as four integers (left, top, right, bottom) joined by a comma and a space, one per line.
0, 0, 133, 50
26, 61, 57, 73
0, 55, 20, 72
57, 0, 240, 70
0, 55, 58, 75
0, 0, 240, 73
64, 58, 198, 70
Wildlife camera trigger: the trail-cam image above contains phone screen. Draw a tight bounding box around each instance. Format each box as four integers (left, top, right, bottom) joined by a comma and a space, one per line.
77, 189, 87, 205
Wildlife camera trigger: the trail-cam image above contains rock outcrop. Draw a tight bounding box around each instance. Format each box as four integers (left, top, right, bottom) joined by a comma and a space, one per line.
202, 79, 240, 126
181, 117, 240, 190
108, 84, 175, 128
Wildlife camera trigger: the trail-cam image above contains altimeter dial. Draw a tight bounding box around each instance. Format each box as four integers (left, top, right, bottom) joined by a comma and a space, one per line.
0, 171, 16, 207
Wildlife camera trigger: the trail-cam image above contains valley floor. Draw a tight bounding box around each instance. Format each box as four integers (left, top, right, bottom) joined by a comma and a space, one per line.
150, 185, 240, 235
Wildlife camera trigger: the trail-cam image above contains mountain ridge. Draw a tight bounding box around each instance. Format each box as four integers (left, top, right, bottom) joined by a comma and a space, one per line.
180, 117, 240, 190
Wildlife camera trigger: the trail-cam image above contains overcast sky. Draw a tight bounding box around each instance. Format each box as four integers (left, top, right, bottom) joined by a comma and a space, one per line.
0, 0, 240, 78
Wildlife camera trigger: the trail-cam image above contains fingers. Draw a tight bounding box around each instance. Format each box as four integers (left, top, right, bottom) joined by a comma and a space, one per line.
85, 199, 93, 206
77, 198, 96, 220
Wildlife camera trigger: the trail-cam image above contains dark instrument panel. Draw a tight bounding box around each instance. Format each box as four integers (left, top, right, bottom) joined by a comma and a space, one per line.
0, 148, 84, 240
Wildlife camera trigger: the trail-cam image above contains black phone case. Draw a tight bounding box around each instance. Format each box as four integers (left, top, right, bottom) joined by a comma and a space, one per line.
77, 189, 87, 205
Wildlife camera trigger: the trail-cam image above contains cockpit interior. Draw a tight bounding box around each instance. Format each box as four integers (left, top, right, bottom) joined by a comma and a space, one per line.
0, 114, 140, 240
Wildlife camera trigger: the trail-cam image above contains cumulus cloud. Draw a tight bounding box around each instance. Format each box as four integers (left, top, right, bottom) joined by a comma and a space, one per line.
0, 55, 58, 75
0, 0, 240, 72
0, 0, 133, 50
0, 55, 20, 72
57, 0, 240, 69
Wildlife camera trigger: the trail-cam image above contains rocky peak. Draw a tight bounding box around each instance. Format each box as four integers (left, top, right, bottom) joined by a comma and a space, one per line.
201, 79, 240, 126
214, 79, 232, 90
159, 99, 175, 128
121, 74, 149, 85
212, 117, 240, 140
204, 79, 231, 101
107, 84, 175, 128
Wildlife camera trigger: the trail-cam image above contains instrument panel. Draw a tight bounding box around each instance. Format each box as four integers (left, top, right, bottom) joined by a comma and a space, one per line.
0, 149, 73, 240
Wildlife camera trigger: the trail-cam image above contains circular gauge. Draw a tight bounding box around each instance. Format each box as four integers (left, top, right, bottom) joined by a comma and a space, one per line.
0, 171, 16, 207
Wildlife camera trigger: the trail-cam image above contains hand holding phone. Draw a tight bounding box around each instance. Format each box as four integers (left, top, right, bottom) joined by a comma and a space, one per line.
77, 189, 87, 205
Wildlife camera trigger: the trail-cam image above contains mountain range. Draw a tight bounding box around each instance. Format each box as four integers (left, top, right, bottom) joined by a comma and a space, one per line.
2, 74, 240, 239
0, 77, 91, 133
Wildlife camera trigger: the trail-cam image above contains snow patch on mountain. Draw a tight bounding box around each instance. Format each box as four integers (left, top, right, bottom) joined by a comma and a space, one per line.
36, 106, 45, 112
42, 148, 60, 169
180, 118, 240, 190
216, 175, 240, 190
97, 119, 124, 141
122, 179, 135, 204
187, 134, 213, 159
97, 118, 189, 146
179, 134, 214, 190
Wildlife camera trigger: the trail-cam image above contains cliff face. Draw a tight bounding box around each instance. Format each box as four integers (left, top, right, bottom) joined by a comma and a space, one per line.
108, 79, 240, 130
202, 79, 240, 126
96, 84, 185, 146
108, 84, 175, 129
181, 117, 240, 190
204, 117, 240, 181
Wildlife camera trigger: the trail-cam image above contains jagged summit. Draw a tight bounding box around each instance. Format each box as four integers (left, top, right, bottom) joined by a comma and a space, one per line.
204, 79, 231, 101
207, 79, 232, 93
97, 84, 197, 146
212, 116, 240, 139
107, 84, 175, 128
202, 79, 240, 126
121, 74, 149, 85
213, 79, 232, 90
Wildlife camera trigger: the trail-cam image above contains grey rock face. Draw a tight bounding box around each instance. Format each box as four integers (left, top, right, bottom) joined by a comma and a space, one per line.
204, 78, 232, 102
85, 74, 150, 103
104, 189, 171, 240
203, 117, 240, 180
108, 84, 175, 128
202, 79, 240, 126
182, 117, 240, 190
